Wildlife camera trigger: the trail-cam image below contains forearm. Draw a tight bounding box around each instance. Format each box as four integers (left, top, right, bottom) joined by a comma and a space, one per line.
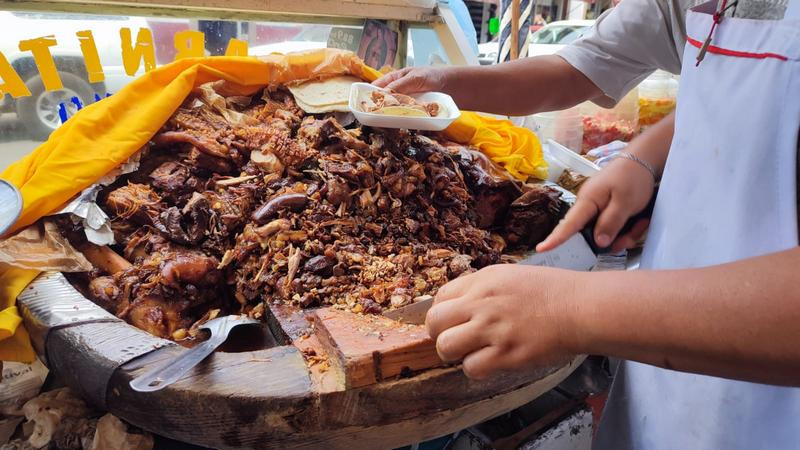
623, 111, 675, 174
572, 247, 800, 386
441, 55, 603, 116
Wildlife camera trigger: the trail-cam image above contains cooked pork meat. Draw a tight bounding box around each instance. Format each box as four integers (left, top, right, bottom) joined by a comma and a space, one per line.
362, 90, 441, 117
64, 82, 564, 342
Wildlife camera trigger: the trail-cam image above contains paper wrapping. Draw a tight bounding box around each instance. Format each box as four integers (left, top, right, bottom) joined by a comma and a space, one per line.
0, 221, 91, 273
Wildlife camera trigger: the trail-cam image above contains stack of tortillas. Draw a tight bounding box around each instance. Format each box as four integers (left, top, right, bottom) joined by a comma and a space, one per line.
288, 75, 359, 113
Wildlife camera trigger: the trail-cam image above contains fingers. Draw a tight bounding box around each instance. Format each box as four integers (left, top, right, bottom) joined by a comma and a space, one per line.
536, 196, 602, 252
372, 67, 411, 88
385, 71, 430, 94
461, 345, 503, 380
435, 320, 490, 362
425, 299, 472, 339
592, 199, 630, 249
611, 218, 650, 253
434, 271, 477, 305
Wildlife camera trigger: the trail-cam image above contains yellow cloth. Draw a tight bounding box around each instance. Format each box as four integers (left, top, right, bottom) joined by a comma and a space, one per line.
0, 49, 545, 362
443, 112, 547, 181
0, 268, 39, 362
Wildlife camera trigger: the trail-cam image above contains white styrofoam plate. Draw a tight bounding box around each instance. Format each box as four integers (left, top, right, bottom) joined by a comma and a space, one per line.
349, 82, 461, 131
546, 139, 601, 178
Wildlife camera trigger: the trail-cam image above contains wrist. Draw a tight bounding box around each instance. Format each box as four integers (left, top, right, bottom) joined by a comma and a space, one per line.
551, 270, 597, 355
561, 271, 613, 356
615, 152, 660, 184
441, 66, 469, 90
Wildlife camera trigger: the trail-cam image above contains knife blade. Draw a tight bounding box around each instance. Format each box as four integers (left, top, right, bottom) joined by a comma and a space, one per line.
382, 295, 434, 325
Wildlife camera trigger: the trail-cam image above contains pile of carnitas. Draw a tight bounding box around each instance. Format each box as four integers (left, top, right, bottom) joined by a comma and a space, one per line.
61, 82, 564, 343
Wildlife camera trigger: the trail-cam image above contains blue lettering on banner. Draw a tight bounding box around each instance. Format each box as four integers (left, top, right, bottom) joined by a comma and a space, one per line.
58, 92, 112, 124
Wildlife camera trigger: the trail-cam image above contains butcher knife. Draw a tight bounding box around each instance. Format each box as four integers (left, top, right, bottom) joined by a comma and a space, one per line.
383, 193, 657, 325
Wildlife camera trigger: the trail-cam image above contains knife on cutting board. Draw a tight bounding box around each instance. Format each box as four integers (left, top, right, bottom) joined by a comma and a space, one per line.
383, 192, 657, 325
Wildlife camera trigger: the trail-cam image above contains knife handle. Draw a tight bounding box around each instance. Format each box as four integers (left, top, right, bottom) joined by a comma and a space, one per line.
580, 189, 658, 254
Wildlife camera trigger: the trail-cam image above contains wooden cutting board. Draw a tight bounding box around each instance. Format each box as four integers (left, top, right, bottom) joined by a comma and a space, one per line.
264, 302, 443, 389
311, 308, 443, 388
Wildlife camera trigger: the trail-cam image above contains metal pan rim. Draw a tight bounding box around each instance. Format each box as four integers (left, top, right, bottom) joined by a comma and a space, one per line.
0, 179, 23, 236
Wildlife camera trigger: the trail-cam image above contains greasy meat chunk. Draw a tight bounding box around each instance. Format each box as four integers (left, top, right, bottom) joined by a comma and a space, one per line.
149, 161, 196, 197
186, 146, 234, 174
88, 276, 120, 310
503, 185, 565, 249
298, 117, 368, 154
161, 253, 220, 287
156, 192, 210, 245
153, 131, 229, 159
126, 296, 189, 339
104, 183, 164, 226
447, 143, 521, 228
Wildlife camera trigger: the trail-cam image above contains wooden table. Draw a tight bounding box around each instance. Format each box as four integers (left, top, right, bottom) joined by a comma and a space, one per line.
23, 273, 583, 450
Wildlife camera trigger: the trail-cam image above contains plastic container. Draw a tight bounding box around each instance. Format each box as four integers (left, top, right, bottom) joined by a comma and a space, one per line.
349, 83, 461, 131
543, 139, 601, 182
581, 88, 639, 153
526, 106, 583, 153
638, 70, 678, 127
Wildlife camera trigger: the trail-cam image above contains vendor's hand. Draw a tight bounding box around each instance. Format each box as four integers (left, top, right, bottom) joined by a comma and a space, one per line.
426, 264, 580, 380
537, 156, 655, 253
372, 67, 449, 94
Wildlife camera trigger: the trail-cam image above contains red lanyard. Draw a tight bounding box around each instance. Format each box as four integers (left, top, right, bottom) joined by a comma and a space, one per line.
696, 0, 739, 65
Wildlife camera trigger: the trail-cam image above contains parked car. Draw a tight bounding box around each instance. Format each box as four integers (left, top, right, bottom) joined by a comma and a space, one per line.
0, 12, 149, 139
528, 19, 594, 57
477, 19, 594, 64
477, 36, 498, 65
249, 25, 333, 55
250, 25, 418, 66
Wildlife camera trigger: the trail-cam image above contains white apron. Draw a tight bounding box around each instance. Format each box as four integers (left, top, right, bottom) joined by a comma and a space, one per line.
594, 2, 800, 449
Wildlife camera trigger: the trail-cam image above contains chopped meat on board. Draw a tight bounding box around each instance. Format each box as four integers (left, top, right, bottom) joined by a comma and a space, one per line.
61, 83, 564, 343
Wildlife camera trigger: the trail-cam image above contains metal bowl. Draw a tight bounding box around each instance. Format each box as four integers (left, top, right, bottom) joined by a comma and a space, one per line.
0, 179, 22, 236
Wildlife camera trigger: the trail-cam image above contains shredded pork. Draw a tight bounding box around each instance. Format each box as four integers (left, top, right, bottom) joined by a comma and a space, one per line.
61, 83, 563, 342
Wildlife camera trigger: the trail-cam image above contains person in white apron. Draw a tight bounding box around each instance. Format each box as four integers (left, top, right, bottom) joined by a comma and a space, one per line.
417, 1, 800, 448
593, 2, 800, 448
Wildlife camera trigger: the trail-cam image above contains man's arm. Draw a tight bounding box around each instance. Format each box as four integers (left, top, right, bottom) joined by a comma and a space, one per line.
374, 55, 603, 116
574, 247, 800, 386
427, 247, 800, 386
376, 0, 685, 115
450, 56, 609, 115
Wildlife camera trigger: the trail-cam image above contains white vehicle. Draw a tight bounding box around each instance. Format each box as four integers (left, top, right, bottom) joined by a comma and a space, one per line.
250, 24, 418, 66
249, 25, 332, 56
477, 20, 595, 64
477, 37, 498, 65
0, 12, 148, 139
527, 19, 594, 57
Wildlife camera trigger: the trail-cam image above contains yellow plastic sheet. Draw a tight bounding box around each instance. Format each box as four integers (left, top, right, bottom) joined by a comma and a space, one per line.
0, 49, 545, 362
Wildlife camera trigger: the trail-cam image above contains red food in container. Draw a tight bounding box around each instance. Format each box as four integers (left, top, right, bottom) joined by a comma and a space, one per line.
581, 116, 637, 153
